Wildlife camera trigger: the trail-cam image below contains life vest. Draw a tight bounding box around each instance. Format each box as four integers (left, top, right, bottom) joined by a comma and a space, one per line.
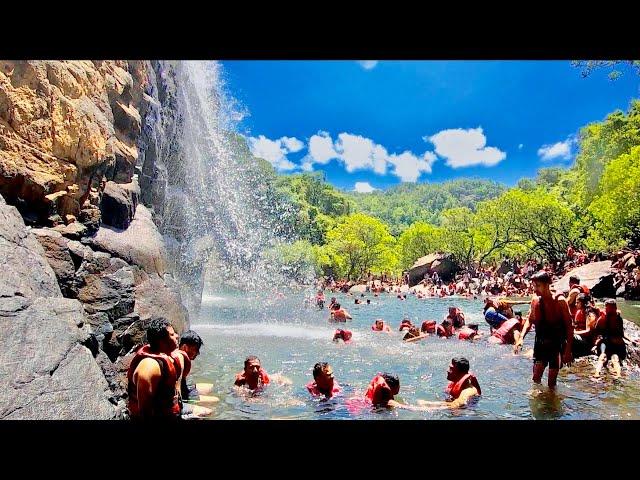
399, 320, 412, 331
372, 322, 386, 331
458, 326, 477, 340
365, 374, 392, 405
603, 310, 625, 341
437, 324, 454, 338
306, 381, 342, 397
491, 318, 520, 344
333, 309, 347, 321
574, 309, 586, 330
569, 285, 590, 316
334, 329, 352, 342
235, 368, 270, 388
445, 373, 481, 399
127, 345, 183, 418
421, 320, 436, 334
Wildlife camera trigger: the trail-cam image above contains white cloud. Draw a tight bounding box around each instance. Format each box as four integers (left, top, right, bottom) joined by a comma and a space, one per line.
357, 60, 378, 70
538, 138, 574, 162
354, 182, 377, 193
427, 127, 506, 168
308, 132, 339, 164
335, 133, 383, 173
281, 136, 304, 153
249, 135, 303, 171
518, 144, 524, 149
387, 151, 437, 182
303, 131, 435, 182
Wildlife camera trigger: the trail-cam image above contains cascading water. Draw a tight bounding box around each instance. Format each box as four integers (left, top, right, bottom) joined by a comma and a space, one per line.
160, 61, 315, 305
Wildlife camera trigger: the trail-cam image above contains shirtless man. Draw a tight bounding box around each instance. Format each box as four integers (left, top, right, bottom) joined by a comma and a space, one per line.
513, 271, 573, 388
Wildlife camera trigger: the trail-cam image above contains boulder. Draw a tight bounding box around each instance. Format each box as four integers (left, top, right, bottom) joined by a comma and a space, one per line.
0, 297, 116, 419
99, 178, 140, 229
134, 275, 189, 336
76, 258, 135, 321
86, 204, 167, 276
31, 228, 77, 297
407, 253, 458, 286
52, 221, 87, 240
552, 261, 615, 298
0, 195, 61, 298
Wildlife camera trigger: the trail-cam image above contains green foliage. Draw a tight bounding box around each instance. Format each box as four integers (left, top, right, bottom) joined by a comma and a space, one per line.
587, 146, 640, 250
397, 222, 446, 270
571, 60, 640, 81
275, 172, 353, 244
324, 213, 398, 280
347, 178, 506, 236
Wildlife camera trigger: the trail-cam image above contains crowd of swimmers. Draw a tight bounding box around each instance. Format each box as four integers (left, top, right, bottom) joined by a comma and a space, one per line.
126, 269, 636, 419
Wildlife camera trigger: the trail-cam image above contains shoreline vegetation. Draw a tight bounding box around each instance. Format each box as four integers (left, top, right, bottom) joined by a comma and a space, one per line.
254, 101, 640, 301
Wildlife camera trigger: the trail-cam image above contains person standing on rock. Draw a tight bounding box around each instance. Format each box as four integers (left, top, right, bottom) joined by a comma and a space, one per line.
513, 271, 573, 388
127, 317, 185, 419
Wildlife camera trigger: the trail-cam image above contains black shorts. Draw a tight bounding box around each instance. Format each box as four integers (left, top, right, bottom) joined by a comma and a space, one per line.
605, 342, 627, 361
533, 337, 564, 369
572, 335, 593, 358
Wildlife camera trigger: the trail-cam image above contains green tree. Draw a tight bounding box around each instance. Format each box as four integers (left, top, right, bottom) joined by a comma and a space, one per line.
397, 222, 446, 270
324, 213, 398, 280
587, 145, 640, 249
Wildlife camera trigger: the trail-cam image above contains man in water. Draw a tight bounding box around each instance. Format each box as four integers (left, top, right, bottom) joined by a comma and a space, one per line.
417, 357, 481, 409
594, 299, 628, 378
566, 275, 589, 318
513, 271, 573, 388
234, 356, 271, 390
234, 356, 293, 391
446, 306, 466, 329
127, 317, 184, 419
372, 319, 392, 332
329, 302, 352, 321
307, 362, 342, 398
177, 330, 219, 419
333, 329, 353, 343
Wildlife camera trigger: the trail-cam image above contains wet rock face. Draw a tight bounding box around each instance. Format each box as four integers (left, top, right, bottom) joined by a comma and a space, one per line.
0, 60, 149, 224
0, 297, 117, 419
100, 178, 140, 230
0, 196, 61, 298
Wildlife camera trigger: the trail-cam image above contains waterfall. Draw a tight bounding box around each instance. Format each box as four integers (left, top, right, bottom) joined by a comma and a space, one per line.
157, 61, 314, 303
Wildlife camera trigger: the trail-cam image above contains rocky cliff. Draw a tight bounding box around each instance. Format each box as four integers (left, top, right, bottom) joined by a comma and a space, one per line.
0, 60, 192, 419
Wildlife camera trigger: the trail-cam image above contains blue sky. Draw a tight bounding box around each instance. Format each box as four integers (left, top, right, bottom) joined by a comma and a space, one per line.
220, 60, 640, 193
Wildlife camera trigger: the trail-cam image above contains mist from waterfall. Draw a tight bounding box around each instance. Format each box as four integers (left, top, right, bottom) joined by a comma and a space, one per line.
162, 61, 315, 294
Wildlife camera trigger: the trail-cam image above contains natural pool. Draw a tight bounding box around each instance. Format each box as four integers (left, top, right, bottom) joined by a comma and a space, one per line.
190, 290, 640, 420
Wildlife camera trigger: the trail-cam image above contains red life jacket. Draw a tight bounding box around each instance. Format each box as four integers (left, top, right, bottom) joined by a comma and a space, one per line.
574, 309, 586, 330
365, 374, 392, 405
235, 368, 270, 388
458, 326, 477, 340
421, 320, 436, 334
127, 345, 183, 418
445, 373, 481, 399
437, 324, 454, 338
372, 322, 386, 331
492, 318, 520, 344
569, 285, 590, 316
334, 329, 352, 342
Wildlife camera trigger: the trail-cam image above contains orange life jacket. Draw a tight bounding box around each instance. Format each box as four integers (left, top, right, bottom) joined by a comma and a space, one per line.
457, 326, 476, 340
333, 309, 347, 321
365, 374, 392, 405
445, 373, 481, 399
235, 368, 270, 388
127, 345, 183, 418
421, 320, 437, 334
491, 318, 520, 344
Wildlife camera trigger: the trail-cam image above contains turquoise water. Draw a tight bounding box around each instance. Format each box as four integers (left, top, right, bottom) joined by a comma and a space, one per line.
190, 290, 640, 420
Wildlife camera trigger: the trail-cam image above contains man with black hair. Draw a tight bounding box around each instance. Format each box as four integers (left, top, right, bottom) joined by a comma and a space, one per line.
513, 271, 573, 388
594, 299, 629, 378
417, 357, 481, 409
127, 317, 184, 419
177, 330, 219, 419
306, 362, 341, 398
